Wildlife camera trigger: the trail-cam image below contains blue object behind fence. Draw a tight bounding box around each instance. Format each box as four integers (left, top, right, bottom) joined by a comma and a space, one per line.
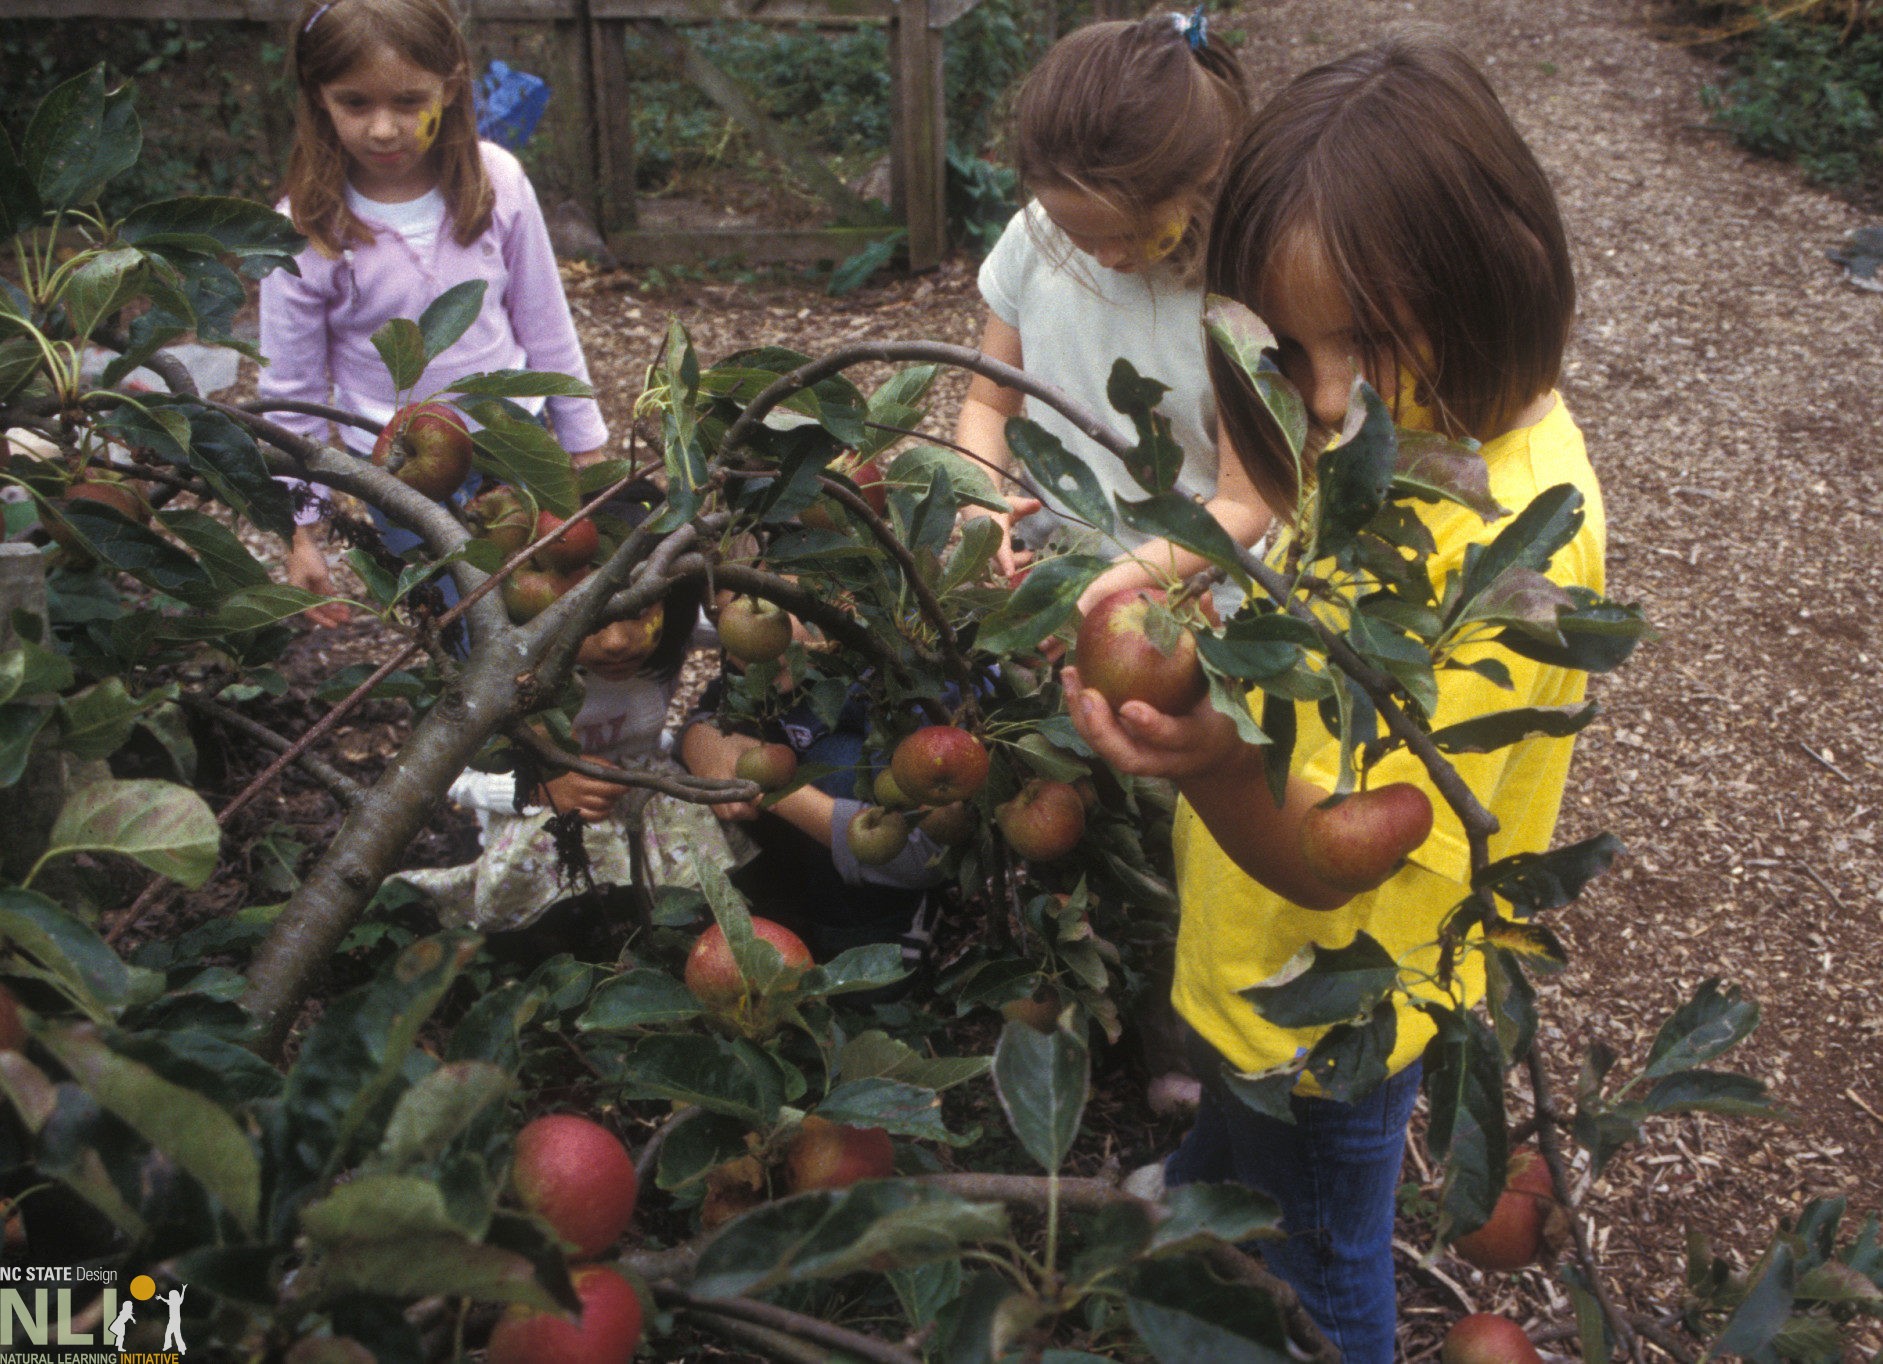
477, 61, 550, 150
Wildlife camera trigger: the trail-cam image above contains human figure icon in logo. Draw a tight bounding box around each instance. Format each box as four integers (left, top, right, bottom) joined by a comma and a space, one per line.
159, 1284, 187, 1352
108, 1299, 135, 1351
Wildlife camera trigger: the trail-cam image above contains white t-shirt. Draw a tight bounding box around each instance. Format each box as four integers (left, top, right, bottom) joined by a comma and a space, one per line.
978, 203, 1219, 549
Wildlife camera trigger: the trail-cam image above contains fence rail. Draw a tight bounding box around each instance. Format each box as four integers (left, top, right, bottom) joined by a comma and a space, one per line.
0, 0, 964, 267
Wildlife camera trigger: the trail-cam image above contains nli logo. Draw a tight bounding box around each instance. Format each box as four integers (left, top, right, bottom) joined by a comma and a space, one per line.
0, 1266, 186, 1358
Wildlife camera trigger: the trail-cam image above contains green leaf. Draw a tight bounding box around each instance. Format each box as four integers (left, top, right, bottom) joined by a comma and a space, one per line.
1347, 610, 1437, 717
119, 195, 303, 264
837, 1030, 989, 1092
1004, 418, 1115, 533
690, 1183, 1008, 1298
1450, 566, 1575, 636
828, 233, 902, 296
1475, 833, 1623, 917
1494, 588, 1650, 674
1482, 919, 1569, 973
158, 585, 335, 639
1392, 429, 1505, 520
40, 1021, 260, 1234
616, 1032, 784, 1126
992, 1019, 1088, 1173
24, 65, 141, 209
0, 125, 44, 236
1644, 979, 1760, 1080
889, 444, 1003, 513
1123, 1256, 1297, 1363
1311, 380, 1397, 556
55, 676, 157, 759
465, 407, 579, 517
372, 317, 427, 392
303, 1171, 463, 1243
56, 499, 218, 606
942, 515, 1005, 594
1107, 358, 1184, 495
1300, 1001, 1396, 1103
1197, 616, 1304, 681
442, 368, 593, 399
1636, 1069, 1774, 1118
378, 1061, 512, 1166
816, 1078, 959, 1144
800, 942, 908, 998
313, 1232, 561, 1310
1428, 701, 1598, 755
1454, 482, 1584, 615
1197, 293, 1303, 457
41, 777, 218, 887
975, 553, 1109, 656
0, 703, 51, 786
577, 969, 703, 1031
1418, 1004, 1507, 1236
157, 508, 272, 590
1240, 934, 1398, 1029
1710, 1243, 1795, 1361
1147, 1183, 1284, 1256
417, 280, 488, 363
62, 248, 145, 339
1118, 492, 1252, 586
0, 887, 134, 1013
655, 1110, 748, 1191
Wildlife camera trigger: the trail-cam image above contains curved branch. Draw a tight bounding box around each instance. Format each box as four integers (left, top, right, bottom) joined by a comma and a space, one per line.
240, 397, 382, 437
180, 694, 366, 809
712, 561, 929, 676
506, 725, 759, 805
91, 328, 197, 400
672, 1310, 832, 1364
660, 1289, 922, 1364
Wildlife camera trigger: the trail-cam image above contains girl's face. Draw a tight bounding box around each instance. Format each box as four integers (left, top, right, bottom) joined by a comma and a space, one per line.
577, 605, 666, 681
1257, 232, 1428, 446
317, 44, 454, 201
1034, 184, 1191, 275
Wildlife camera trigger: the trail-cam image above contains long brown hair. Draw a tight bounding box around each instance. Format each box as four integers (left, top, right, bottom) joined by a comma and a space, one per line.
282, 0, 492, 256
1012, 15, 1254, 283
1207, 29, 1576, 516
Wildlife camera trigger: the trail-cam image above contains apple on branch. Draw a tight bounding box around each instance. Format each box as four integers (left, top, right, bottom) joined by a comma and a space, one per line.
371, 401, 473, 500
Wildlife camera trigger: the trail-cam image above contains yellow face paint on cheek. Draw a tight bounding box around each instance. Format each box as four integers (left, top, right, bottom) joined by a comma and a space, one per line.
1142, 212, 1187, 263
415, 101, 443, 153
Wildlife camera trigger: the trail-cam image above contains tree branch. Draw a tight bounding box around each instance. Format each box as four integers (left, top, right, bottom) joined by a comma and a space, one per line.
179, 694, 366, 809
506, 724, 758, 805
660, 1288, 922, 1364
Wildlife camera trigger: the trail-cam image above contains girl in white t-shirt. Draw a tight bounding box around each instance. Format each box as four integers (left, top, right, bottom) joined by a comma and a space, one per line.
957, 12, 1270, 611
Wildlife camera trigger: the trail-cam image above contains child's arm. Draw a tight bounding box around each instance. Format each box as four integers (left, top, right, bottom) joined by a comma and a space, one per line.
1062, 666, 1351, 910
954, 315, 1043, 578
1077, 427, 1272, 614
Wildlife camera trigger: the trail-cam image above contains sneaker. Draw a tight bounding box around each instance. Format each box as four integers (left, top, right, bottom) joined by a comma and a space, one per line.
900, 895, 937, 971
1122, 1160, 1167, 1202
1146, 1070, 1203, 1117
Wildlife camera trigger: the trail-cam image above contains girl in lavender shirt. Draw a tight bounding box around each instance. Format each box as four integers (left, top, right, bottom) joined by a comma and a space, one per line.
261, 0, 608, 624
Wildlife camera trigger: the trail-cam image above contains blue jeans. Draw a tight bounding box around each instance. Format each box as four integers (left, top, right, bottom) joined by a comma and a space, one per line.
1165, 1030, 1421, 1364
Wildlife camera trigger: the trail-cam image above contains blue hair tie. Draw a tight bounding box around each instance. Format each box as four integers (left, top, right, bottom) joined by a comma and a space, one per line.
1179, 4, 1208, 50
304, 2, 333, 33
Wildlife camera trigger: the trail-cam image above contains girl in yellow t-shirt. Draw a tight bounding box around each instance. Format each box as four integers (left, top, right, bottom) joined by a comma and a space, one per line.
1065, 32, 1600, 1364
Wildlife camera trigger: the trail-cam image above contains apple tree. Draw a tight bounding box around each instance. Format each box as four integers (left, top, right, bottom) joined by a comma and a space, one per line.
0, 66, 1877, 1363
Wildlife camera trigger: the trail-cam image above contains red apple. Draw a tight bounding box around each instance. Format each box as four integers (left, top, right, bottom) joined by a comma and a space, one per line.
734, 742, 798, 792
1450, 1145, 1556, 1272
487, 1263, 644, 1364
371, 401, 473, 500
846, 805, 911, 867
466, 484, 533, 557
995, 779, 1086, 862
0, 987, 25, 1053
1297, 783, 1435, 894
531, 509, 599, 574
1074, 587, 1207, 716
511, 1114, 639, 1258
890, 726, 989, 805
45, 478, 150, 556
1000, 984, 1061, 1033
718, 596, 794, 666
785, 1115, 894, 1192
1440, 1314, 1544, 1364
918, 801, 976, 847
685, 917, 813, 1010
502, 565, 582, 624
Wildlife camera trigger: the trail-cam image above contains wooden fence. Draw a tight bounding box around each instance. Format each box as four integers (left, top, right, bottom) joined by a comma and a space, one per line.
0, 0, 984, 269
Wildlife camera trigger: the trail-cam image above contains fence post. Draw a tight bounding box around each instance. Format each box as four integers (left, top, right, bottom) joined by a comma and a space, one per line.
584, 6, 639, 232
889, 0, 947, 271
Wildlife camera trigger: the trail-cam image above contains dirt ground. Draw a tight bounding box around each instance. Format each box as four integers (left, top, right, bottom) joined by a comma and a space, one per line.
216, 0, 1881, 1354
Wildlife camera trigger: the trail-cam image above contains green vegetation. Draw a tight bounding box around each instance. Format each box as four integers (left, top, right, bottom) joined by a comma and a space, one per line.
1699, 7, 1883, 201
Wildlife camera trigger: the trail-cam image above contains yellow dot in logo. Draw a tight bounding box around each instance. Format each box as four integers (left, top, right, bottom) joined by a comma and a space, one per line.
129, 1274, 156, 1301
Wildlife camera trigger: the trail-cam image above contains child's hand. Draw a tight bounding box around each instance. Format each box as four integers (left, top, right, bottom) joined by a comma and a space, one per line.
286, 528, 352, 627
678, 725, 765, 822
966, 496, 1043, 581
568, 446, 609, 470
1062, 665, 1242, 781
537, 762, 627, 822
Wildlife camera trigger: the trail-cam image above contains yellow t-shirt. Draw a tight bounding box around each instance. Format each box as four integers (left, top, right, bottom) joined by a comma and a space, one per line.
1171, 396, 1606, 1081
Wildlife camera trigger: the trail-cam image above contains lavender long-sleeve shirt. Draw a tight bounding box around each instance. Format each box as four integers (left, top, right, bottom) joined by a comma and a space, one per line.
258, 142, 607, 466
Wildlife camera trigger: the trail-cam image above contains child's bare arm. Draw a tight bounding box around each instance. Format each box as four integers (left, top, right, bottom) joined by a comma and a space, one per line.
955, 315, 1038, 577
